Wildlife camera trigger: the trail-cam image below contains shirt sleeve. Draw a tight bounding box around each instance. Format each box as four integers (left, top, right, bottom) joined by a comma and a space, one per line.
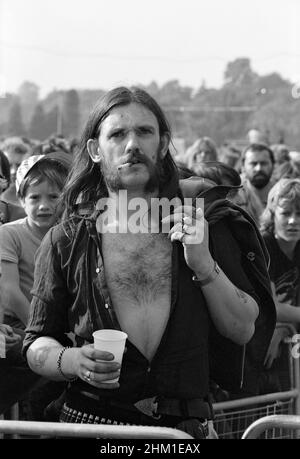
209, 219, 259, 303
0, 224, 20, 264
22, 227, 72, 356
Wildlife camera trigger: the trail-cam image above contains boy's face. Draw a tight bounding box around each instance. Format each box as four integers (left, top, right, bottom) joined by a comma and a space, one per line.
21, 180, 61, 235
274, 199, 300, 243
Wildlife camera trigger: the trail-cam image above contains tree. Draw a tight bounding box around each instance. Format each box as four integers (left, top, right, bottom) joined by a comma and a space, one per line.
18, 81, 40, 128
7, 98, 26, 136
62, 89, 80, 138
144, 81, 159, 100
1, 57, 299, 150
224, 58, 257, 86
44, 105, 60, 138
158, 79, 193, 106
28, 104, 48, 140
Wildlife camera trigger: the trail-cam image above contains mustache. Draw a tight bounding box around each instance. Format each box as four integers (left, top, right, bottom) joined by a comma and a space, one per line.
253, 172, 268, 178
119, 151, 147, 166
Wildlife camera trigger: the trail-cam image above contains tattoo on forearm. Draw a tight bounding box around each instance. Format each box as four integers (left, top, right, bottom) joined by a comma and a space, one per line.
34, 347, 51, 368
235, 288, 248, 304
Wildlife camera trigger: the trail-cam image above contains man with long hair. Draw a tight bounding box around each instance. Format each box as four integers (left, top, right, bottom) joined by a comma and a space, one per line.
23, 87, 267, 438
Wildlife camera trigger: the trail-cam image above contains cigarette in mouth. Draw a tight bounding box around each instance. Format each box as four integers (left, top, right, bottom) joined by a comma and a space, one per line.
117, 163, 132, 170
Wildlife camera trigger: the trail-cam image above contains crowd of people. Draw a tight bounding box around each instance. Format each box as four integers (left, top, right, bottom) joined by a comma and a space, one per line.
0, 86, 299, 439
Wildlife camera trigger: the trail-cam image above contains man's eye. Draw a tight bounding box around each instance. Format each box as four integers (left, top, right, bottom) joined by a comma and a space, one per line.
138, 128, 152, 135
111, 131, 124, 138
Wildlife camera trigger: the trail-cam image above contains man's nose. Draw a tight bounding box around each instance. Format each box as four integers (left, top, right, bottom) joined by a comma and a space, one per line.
254, 164, 262, 172
125, 132, 139, 152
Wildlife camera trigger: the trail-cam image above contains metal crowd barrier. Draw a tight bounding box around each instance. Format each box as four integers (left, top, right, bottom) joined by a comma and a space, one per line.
242, 415, 300, 439
1, 325, 299, 439
212, 323, 300, 439
0, 420, 193, 439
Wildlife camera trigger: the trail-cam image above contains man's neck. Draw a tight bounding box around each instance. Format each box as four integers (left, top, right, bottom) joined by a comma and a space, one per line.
246, 179, 272, 204
108, 188, 159, 206
103, 188, 160, 234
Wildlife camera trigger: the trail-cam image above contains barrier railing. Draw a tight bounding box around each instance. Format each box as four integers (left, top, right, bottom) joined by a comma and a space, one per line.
242, 414, 300, 439
0, 420, 193, 439
212, 323, 300, 439
1, 326, 299, 439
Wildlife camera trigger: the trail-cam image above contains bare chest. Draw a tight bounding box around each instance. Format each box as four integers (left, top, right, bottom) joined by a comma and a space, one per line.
101, 233, 172, 360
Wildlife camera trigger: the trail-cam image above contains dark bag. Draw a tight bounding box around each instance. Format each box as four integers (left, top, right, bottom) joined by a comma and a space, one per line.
180, 179, 276, 394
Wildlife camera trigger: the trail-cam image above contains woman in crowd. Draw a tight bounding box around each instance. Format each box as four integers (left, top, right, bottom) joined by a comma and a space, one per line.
260, 178, 300, 389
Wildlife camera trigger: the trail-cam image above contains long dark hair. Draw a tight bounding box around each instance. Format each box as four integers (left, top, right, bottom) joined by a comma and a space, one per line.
0, 150, 11, 184
61, 86, 178, 217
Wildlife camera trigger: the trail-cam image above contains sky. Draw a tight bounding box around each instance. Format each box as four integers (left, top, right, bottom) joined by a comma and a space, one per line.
1, 0, 300, 98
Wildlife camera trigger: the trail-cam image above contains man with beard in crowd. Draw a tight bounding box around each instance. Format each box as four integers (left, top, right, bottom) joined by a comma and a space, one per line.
235, 143, 275, 225
22, 87, 271, 438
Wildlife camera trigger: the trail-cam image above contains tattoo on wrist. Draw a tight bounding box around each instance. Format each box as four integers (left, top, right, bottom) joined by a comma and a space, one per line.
34, 346, 51, 368
235, 288, 248, 304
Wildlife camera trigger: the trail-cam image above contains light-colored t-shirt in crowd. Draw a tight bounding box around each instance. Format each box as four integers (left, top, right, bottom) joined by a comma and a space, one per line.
0, 217, 42, 319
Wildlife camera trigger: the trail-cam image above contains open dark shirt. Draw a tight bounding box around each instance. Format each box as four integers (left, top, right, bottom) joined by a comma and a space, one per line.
23, 180, 276, 404
23, 209, 257, 403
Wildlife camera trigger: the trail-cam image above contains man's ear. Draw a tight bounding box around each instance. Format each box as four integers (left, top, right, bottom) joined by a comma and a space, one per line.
160, 134, 170, 159
87, 139, 102, 163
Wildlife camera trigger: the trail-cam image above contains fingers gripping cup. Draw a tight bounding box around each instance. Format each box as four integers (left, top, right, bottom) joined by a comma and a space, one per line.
92, 329, 128, 383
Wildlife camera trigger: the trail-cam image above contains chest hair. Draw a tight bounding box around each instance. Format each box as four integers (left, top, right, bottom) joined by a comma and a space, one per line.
102, 233, 172, 306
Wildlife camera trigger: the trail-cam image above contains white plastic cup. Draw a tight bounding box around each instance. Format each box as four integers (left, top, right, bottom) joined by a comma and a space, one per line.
92, 329, 128, 383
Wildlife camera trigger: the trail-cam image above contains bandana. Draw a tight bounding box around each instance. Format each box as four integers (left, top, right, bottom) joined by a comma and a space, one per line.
15, 151, 72, 193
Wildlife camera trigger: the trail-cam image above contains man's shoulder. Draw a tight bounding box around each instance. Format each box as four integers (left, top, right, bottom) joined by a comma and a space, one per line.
48, 216, 90, 245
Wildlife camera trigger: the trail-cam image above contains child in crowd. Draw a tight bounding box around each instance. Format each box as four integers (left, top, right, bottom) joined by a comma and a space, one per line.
0, 153, 70, 329
0, 153, 71, 416
260, 178, 300, 390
